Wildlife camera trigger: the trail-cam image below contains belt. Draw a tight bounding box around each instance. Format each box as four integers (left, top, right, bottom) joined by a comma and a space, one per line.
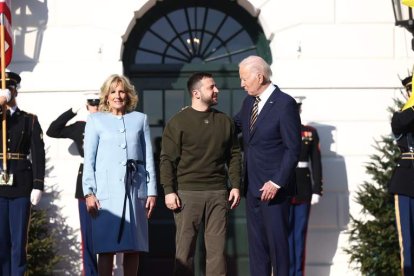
401, 152, 414, 160
297, 161, 309, 168
0, 153, 28, 160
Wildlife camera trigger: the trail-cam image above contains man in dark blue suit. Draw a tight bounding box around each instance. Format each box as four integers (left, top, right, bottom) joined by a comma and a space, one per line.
234, 55, 301, 276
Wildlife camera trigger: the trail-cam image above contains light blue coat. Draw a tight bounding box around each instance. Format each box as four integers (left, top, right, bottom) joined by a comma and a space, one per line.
82, 111, 157, 253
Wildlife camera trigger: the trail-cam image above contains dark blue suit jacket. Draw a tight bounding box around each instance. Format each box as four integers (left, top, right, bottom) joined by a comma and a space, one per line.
235, 85, 301, 198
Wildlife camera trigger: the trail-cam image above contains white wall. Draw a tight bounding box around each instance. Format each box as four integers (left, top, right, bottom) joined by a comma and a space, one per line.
9, 0, 411, 274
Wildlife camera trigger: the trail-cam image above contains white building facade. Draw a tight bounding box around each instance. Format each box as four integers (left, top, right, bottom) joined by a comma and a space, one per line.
8, 0, 411, 275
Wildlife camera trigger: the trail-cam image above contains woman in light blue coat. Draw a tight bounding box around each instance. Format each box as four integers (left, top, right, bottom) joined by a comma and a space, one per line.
83, 74, 157, 276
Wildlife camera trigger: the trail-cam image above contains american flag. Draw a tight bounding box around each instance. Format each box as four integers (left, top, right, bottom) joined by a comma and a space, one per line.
0, 0, 12, 67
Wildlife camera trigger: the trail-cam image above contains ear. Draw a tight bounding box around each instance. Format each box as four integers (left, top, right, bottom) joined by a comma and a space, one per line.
257, 73, 264, 85
192, 89, 200, 99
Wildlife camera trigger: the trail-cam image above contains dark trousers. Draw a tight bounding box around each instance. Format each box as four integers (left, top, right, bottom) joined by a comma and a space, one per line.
173, 190, 228, 276
288, 202, 311, 276
246, 191, 290, 276
78, 199, 98, 276
0, 196, 31, 276
395, 194, 414, 275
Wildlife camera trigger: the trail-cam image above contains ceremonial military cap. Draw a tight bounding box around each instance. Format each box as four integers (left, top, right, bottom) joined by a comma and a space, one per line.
84, 92, 100, 106
402, 75, 412, 91
1, 71, 21, 87
294, 96, 306, 107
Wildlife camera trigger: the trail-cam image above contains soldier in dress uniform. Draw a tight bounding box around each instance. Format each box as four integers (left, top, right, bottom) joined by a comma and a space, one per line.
389, 74, 414, 275
46, 93, 99, 276
0, 71, 46, 276
289, 97, 323, 276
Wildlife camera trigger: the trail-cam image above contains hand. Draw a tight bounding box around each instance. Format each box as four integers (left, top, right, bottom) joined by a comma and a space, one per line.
0, 88, 11, 105
228, 188, 240, 209
30, 189, 42, 206
259, 181, 279, 201
311, 194, 321, 205
86, 194, 100, 218
146, 196, 157, 219
165, 193, 181, 211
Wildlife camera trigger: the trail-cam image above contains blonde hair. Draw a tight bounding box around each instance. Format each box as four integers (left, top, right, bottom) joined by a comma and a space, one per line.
98, 74, 138, 113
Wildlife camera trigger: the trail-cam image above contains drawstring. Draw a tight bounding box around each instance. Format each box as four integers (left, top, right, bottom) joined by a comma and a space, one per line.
117, 160, 138, 243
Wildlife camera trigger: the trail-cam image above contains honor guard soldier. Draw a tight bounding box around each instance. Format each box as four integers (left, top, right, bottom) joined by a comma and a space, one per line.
389, 74, 414, 275
289, 97, 323, 276
0, 71, 46, 275
47, 93, 99, 276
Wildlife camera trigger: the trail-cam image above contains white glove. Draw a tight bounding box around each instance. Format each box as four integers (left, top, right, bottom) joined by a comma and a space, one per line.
311, 194, 321, 205
71, 103, 85, 114
30, 189, 43, 206
0, 88, 11, 102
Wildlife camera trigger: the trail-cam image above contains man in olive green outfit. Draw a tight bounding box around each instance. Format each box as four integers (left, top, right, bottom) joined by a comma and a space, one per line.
160, 72, 241, 276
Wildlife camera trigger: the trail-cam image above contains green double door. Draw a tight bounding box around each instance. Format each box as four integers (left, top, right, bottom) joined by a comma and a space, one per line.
129, 64, 250, 275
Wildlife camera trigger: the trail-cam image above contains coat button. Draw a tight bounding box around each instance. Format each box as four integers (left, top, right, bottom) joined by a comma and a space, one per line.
119, 128, 125, 133
121, 161, 126, 166
120, 143, 126, 149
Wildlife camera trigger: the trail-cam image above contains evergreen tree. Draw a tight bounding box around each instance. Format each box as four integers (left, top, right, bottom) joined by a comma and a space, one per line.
25, 151, 80, 275
345, 101, 402, 275
26, 189, 80, 275
27, 207, 61, 275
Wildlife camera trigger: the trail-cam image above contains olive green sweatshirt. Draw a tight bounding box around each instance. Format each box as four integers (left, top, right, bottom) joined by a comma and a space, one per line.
160, 107, 241, 194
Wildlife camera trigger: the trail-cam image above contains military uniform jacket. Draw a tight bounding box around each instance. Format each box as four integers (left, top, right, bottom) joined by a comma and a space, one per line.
293, 124, 323, 202
46, 108, 85, 198
0, 107, 45, 198
389, 108, 414, 197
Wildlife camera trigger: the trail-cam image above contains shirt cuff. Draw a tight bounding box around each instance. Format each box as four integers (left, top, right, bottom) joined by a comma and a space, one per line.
269, 180, 280, 189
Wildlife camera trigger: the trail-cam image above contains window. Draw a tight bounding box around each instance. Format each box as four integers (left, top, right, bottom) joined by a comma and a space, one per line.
135, 6, 257, 64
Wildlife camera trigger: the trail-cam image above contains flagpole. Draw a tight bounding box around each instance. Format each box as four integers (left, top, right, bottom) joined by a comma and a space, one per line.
0, 13, 8, 179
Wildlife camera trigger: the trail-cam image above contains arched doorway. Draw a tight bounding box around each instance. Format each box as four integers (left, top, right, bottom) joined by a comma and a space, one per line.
122, 1, 271, 274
